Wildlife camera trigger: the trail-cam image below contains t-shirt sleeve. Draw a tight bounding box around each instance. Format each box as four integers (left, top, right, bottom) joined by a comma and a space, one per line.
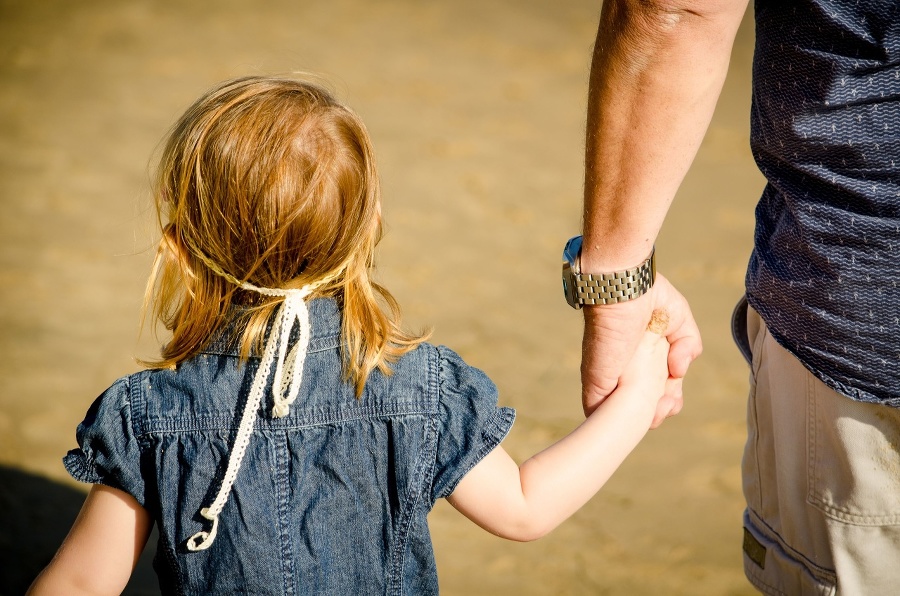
431, 345, 515, 501
62, 376, 148, 506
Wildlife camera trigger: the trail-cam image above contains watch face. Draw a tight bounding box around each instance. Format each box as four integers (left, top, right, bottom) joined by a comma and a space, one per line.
562, 236, 583, 309
563, 235, 583, 269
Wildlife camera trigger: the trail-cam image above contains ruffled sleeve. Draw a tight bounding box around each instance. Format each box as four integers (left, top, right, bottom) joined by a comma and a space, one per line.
430, 345, 515, 501
63, 376, 148, 506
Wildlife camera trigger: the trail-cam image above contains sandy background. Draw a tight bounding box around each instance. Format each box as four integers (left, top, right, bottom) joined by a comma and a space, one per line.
0, 1, 765, 594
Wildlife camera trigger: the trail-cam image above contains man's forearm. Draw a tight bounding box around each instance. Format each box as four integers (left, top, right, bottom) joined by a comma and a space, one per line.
582, 0, 748, 272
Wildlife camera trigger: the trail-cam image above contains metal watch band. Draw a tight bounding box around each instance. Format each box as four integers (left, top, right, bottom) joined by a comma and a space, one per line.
571, 251, 655, 304
563, 243, 656, 308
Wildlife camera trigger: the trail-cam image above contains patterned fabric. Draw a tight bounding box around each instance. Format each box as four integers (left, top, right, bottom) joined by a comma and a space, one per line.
746, 0, 900, 405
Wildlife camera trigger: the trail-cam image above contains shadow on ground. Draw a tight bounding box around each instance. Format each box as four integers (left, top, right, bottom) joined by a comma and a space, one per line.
0, 466, 158, 595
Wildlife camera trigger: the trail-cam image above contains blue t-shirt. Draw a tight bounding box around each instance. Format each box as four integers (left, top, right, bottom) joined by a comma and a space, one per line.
64, 299, 515, 595
747, 0, 900, 405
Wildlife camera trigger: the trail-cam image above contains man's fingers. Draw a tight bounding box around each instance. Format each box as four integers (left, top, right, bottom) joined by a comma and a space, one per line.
667, 335, 702, 379
650, 377, 684, 429
653, 275, 702, 378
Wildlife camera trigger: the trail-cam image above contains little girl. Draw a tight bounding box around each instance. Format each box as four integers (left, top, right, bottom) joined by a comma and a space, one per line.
29, 76, 675, 595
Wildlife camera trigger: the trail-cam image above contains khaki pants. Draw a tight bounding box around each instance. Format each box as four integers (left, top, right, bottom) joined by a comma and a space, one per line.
737, 301, 900, 595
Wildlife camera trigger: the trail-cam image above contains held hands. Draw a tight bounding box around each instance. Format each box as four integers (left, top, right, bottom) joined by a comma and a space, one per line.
448, 305, 689, 542
613, 309, 682, 429
581, 273, 701, 422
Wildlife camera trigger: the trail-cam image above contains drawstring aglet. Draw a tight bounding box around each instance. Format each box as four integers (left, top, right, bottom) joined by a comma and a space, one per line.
272, 402, 291, 418
186, 507, 220, 551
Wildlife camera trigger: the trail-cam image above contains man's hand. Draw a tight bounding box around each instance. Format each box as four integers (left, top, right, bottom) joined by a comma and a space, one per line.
581, 273, 701, 417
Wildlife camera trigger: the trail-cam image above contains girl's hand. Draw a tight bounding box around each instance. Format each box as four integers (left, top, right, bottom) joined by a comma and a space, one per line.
616, 309, 680, 428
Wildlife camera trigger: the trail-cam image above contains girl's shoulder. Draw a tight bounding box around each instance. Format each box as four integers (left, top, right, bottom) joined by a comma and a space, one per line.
417, 343, 499, 397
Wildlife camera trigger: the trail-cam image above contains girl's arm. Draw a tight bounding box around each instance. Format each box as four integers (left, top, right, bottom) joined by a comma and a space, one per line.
28, 484, 152, 596
448, 328, 670, 542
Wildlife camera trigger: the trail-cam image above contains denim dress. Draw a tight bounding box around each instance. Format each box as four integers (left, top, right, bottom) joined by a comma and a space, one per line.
63, 298, 515, 595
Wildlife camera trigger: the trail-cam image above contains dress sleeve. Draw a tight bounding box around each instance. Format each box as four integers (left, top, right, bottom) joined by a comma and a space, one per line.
430, 345, 515, 501
62, 376, 148, 506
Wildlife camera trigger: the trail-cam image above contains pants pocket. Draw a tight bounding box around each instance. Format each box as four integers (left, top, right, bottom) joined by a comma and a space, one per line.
731, 295, 752, 366
743, 511, 836, 596
807, 379, 900, 524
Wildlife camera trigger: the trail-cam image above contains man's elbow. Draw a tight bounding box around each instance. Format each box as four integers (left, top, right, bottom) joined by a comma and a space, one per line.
607, 0, 747, 36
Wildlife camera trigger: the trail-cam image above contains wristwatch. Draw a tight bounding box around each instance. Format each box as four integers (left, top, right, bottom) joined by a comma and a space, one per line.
562, 236, 656, 309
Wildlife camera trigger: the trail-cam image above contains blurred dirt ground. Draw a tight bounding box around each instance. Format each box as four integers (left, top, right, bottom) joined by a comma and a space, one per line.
0, 1, 763, 594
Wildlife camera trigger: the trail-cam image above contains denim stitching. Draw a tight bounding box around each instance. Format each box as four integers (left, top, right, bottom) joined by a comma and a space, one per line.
388, 344, 440, 596
273, 432, 296, 596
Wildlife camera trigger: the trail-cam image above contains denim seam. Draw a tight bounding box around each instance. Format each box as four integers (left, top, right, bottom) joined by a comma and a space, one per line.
160, 535, 187, 596
272, 431, 296, 596
388, 344, 440, 596
201, 334, 341, 358
387, 418, 437, 595
141, 403, 436, 433
131, 375, 154, 456
401, 417, 438, 596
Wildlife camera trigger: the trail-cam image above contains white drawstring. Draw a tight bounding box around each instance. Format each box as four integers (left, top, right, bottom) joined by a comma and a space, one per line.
187, 283, 313, 551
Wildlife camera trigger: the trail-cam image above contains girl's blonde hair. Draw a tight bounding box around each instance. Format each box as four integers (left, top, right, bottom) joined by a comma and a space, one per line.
143, 75, 427, 394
